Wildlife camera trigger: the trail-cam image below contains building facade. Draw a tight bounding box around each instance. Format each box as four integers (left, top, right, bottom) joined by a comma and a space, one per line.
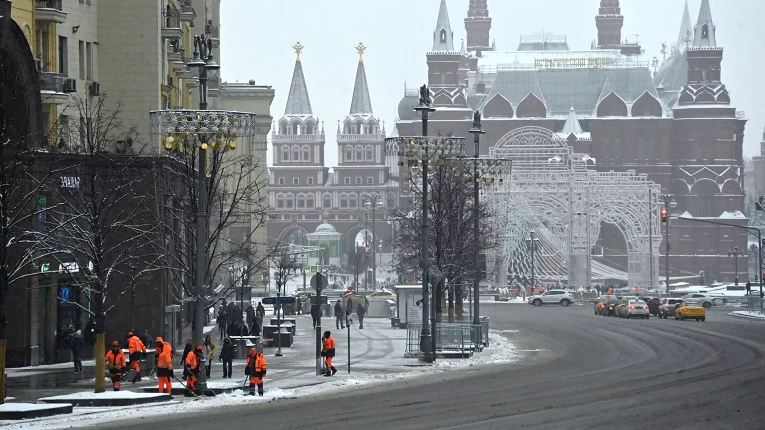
267, 44, 397, 277
396, 0, 747, 286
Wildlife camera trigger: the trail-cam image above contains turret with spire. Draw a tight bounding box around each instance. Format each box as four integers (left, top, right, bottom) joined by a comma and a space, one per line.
337, 43, 385, 171
427, 0, 469, 111
677, 0, 730, 109
465, 0, 492, 56
676, 0, 693, 51
272, 42, 325, 168
595, 0, 623, 50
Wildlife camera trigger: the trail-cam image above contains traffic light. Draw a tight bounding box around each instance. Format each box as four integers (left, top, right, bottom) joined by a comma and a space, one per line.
365, 247, 370, 254
660, 208, 668, 223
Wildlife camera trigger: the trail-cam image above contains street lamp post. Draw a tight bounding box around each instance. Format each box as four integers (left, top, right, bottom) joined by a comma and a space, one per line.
659, 193, 677, 294
468, 111, 485, 331
526, 231, 540, 292
385, 85, 466, 363
365, 194, 383, 290
728, 246, 745, 285
150, 33, 257, 392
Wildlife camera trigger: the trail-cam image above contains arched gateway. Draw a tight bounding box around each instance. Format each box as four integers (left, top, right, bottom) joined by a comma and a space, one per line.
486, 126, 661, 287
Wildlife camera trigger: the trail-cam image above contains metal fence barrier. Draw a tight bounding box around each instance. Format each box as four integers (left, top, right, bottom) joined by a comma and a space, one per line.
405, 321, 488, 358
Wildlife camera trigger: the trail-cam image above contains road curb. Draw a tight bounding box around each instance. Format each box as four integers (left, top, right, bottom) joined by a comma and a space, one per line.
728, 312, 765, 321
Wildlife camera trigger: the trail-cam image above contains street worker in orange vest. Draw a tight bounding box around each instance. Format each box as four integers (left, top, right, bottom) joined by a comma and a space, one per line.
244, 344, 267, 396
126, 331, 147, 383
152, 336, 166, 377
321, 330, 337, 376
185, 345, 203, 396
105, 341, 126, 391
156, 339, 174, 397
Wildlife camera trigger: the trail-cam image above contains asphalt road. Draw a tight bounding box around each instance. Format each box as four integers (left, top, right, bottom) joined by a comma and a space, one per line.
108, 304, 765, 430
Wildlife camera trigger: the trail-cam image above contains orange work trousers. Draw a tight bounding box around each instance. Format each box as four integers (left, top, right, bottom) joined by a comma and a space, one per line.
110, 373, 121, 391
187, 373, 197, 390
158, 376, 172, 393
130, 360, 140, 372
325, 356, 333, 370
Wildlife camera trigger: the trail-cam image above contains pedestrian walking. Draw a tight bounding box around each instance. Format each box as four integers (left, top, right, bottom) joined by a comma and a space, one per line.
218, 302, 228, 340
244, 344, 267, 396
180, 338, 193, 380
126, 331, 147, 383
105, 341, 126, 391
311, 302, 320, 329
71, 330, 84, 373
219, 337, 234, 378
334, 300, 345, 329
356, 302, 366, 329
204, 335, 216, 378
142, 330, 154, 350
746, 281, 752, 296
251, 313, 263, 337
185, 345, 203, 396
246, 304, 255, 330
321, 330, 337, 376
256, 302, 266, 317
156, 339, 173, 397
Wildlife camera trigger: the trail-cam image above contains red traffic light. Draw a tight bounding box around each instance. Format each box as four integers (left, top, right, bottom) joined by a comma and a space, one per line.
661, 208, 668, 222
365, 247, 370, 254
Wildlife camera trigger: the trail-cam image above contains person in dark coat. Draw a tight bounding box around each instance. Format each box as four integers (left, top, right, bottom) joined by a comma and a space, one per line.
71, 330, 84, 372
246, 305, 256, 330
180, 339, 192, 379
334, 300, 345, 329
256, 302, 266, 317
217, 302, 228, 340
311, 302, 320, 329
356, 303, 366, 329
218, 337, 234, 378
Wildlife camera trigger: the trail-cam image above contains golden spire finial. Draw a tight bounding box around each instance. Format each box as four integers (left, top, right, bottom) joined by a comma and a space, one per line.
355, 43, 367, 62
293, 42, 305, 61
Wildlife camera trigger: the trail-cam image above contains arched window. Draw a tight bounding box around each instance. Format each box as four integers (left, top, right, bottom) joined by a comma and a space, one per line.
296, 193, 306, 209
281, 145, 289, 162
291, 122, 300, 135
368, 121, 377, 134
365, 145, 374, 162
307, 177, 314, 185
702, 24, 709, 40
306, 194, 315, 209
305, 122, 314, 135
349, 193, 358, 209
355, 177, 362, 185
360, 193, 369, 206
367, 177, 374, 184
386, 192, 396, 208
344, 176, 351, 185
291, 145, 300, 161
285, 193, 294, 209
323, 193, 332, 208
278, 177, 285, 185
280, 122, 287, 135
339, 193, 349, 208
355, 145, 363, 161
440, 29, 447, 44
293, 177, 299, 185
344, 145, 353, 162
302, 145, 310, 162
276, 193, 286, 208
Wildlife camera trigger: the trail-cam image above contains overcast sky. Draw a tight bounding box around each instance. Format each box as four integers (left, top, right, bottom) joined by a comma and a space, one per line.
220, 0, 765, 166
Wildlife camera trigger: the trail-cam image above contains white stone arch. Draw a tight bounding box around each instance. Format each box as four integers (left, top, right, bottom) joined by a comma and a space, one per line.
488, 126, 661, 287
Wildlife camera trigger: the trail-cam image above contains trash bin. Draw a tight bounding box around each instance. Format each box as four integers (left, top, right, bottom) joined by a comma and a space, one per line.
480, 316, 489, 346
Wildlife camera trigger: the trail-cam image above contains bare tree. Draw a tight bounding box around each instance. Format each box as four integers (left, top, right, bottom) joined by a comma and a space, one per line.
46, 95, 158, 393
391, 161, 497, 322
153, 134, 270, 343
0, 77, 61, 403
347, 245, 369, 289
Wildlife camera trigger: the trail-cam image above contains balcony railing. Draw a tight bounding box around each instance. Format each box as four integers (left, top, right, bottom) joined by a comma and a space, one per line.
271, 134, 322, 142
337, 133, 385, 142
38, 71, 64, 93
35, 0, 62, 11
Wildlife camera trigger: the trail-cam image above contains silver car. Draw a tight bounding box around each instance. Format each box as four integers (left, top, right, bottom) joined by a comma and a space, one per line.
622, 299, 649, 319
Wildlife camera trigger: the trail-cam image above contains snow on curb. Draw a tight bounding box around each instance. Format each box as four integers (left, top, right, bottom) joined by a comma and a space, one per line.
5, 332, 517, 429
729, 311, 765, 320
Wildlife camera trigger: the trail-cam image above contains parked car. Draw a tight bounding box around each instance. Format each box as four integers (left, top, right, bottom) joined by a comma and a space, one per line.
594, 295, 616, 315
675, 300, 706, 321
622, 300, 650, 319
641, 297, 662, 316
528, 290, 576, 307
658, 298, 684, 319
616, 296, 640, 317
681, 293, 717, 308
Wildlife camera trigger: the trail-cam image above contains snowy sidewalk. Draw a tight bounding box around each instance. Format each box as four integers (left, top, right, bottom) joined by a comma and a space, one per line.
1, 316, 518, 428
729, 310, 765, 320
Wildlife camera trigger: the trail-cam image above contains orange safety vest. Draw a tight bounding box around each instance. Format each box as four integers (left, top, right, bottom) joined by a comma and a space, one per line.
157, 347, 173, 370
105, 349, 125, 372
185, 351, 199, 371
322, 336, 336, 357
246, 352, 267, 376
128, 335, 146, 355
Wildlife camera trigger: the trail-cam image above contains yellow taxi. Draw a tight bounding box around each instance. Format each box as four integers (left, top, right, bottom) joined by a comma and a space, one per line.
675, 300, 706, 322
593, 295, 616, 315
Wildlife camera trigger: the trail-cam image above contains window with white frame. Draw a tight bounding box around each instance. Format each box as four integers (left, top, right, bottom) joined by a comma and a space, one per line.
276, 193, 286, 209
307, 177, 314, 185
293, 177, 299, 185
349, 193, 358, 208
323, 193, 332, 208
344, 177, 351, 185
355, 145, 363, 161
278, 177, 285, 185
355, 177, 362, 184
367, 177, 374, 184
281, 145, 289, 162
296, 193, 306, 209
306, 194, 315, 209
344, 145, 353, 162
291, 145, 300, 162
285, 193, 294, 209
302, 145, 310, 162
339, 193, 349, 208
365, 145, 374, 162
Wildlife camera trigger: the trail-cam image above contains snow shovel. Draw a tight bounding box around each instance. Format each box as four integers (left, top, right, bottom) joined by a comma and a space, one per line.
173, 374, 201, 398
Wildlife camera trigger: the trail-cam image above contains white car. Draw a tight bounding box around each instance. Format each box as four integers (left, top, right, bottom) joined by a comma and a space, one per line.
622, 299, 649, 319
681, 293, 718, 308
528, 290, 575, 307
